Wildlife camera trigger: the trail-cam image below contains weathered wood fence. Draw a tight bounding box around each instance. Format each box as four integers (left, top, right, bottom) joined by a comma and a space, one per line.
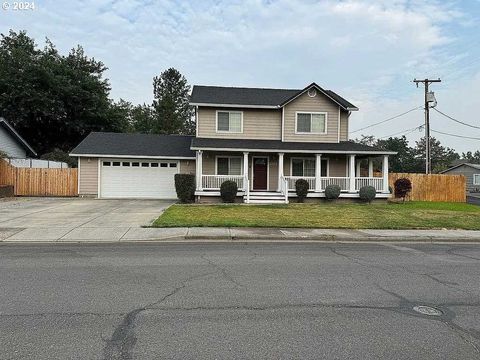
0, 159, 78, 197
385, 172, 466, 202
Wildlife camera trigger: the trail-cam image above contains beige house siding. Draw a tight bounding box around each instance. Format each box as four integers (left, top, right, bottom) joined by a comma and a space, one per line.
339, 111, 349, 141
79, 157, 98, 196
180, 159, 196, 174
283, 92, 340, 142
197, 107, 282, 140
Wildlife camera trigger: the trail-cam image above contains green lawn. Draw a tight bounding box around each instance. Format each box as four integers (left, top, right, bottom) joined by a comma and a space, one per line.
153, 202, 480, 230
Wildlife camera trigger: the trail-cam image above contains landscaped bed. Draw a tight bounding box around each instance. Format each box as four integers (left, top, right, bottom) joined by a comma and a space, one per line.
153, 202, 480, 230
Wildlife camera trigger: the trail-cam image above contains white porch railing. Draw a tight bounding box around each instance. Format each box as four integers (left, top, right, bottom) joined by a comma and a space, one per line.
201, 175, 244, 190
280, 176, 289, 204
285, 176, 316, 191
355, 177, 384, 192
321, 177, 349, 191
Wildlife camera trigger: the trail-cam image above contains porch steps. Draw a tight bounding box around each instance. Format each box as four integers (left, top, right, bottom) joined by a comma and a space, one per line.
245, 191, 287, 204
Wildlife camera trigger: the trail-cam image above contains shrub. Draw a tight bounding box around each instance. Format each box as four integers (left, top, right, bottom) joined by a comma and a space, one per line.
359, 186, 376, 203
174, 174, 196, 203
394, 178, 412, 201
325, 184, 341, 201
220, 180, 238, 203
295, 179, 309, 203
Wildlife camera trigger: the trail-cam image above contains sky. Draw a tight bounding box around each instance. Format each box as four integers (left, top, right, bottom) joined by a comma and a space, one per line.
1, 0, 480, 153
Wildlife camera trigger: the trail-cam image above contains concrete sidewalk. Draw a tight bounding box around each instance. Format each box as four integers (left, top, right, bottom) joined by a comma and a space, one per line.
2, 226, 480, 243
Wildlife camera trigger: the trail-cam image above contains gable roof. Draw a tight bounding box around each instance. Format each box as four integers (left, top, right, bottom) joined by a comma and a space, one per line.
440, 162, 480, 173
0, 118, 36, 156
70, 132, 195, 159
190, 83, 358, 111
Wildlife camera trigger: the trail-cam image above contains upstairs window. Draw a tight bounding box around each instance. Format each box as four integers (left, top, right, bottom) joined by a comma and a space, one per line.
217, 111, 242, 133
217, 157, 242, 175
296, 112, 327, 134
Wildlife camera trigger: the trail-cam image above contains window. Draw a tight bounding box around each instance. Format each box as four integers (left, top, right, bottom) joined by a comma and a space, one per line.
169, 163, 177, 168
217, 157, 242, 175
103, 161, 111, 166
132, 162, 140, 167
321, 159, 328, 177
112, 162, 120, 167
141, 162, 149, 167
474, 174, 480, 185
291, 158, 315, 177
296, 112, 327, 134
151, 163, 159, 168
217, 111, 242, 133
160, 163, 168, 167
122, 162, 130, 167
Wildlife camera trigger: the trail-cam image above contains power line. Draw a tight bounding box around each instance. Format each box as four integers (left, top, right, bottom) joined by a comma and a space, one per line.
432, 107, 480, 129
431, 129, 480, 140
379, 124, 424, 139
350, 106, 422, 133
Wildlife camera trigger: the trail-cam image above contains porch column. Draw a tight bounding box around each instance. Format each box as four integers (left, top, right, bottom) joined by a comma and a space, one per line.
382, 155, 389, 193
278, 152, 284, 191
315, 154, 322, 192
349, 154, 356, 192
243, 152, 249, 191
196, 150, 203, 191
368, 158, 374, 177
356, 159, 361, 177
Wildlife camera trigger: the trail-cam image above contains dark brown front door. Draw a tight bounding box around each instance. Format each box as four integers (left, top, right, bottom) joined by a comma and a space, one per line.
253, 157, 268, 190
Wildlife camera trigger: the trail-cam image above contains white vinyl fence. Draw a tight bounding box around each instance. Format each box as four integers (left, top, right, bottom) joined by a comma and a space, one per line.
7, 158, 69, 169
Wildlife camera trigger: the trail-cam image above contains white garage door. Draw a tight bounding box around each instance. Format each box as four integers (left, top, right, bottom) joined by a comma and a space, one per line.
100, 159, 179, 199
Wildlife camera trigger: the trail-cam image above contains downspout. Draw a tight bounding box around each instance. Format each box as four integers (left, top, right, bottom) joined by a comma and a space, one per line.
337, 106, 341, 143
281, 106, 284, 142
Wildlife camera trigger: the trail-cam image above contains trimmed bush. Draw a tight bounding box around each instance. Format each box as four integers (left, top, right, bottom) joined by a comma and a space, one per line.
174, 174, 195, 203
295, 179, 309, 203
359, 186, 376, 203
394, 178, 412, 201
220, 180, 238, 203
325, 184, 341, 201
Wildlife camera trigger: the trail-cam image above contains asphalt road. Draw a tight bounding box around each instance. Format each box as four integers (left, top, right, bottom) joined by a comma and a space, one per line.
1, 242, 480, 359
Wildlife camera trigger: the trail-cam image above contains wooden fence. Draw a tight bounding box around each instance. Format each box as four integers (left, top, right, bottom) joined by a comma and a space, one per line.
0, 159, 78, 197
385, 172, 466, 202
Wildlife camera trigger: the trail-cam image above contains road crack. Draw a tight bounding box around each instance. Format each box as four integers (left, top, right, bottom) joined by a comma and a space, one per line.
102, 271, 214, 360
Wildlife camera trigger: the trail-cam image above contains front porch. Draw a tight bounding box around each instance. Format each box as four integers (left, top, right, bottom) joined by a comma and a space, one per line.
194, 150, 391, 203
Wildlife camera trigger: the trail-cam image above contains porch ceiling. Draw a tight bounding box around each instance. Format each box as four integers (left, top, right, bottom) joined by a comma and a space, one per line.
191, 138, 396, 155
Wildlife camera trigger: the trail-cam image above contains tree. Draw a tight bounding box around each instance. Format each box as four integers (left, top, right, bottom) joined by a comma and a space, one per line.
461, 151, 480, 164
130, 104, 156, 134
377, 136, 422, 173
151, 68, 195, 135
0, 30, 128, 155
414, 137, 459, 173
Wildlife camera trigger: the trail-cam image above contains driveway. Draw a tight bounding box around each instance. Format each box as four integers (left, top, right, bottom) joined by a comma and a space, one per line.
0, 198, 174, 242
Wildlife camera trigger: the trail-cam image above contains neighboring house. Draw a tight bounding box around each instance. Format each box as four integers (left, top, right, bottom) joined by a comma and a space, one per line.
71, 83, 395, 202
0, 118, 36, 158
440, 163, 480, 195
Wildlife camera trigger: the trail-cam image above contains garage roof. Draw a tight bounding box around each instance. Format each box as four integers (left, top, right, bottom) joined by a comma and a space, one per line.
70, 132, 196, 159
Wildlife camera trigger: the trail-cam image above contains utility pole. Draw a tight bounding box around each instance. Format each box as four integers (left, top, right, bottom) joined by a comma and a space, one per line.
413, 78, 441, 174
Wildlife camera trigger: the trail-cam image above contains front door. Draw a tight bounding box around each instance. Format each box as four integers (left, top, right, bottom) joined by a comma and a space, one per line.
253, 157, 268, 190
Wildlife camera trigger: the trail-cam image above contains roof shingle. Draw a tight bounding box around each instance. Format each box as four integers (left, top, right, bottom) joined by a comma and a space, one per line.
70, 132, 195, 158
190, 84, 357, 110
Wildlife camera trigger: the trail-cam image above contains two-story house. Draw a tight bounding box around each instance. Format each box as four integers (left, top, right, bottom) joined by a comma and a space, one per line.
71, 83, 394, 203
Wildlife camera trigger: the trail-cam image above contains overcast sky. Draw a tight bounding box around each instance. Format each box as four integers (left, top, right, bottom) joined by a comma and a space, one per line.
2, 0, 479, 153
